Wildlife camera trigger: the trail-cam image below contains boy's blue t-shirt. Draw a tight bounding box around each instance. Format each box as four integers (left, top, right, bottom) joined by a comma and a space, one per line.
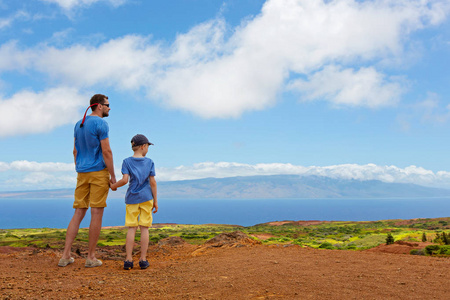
74, 116, 109, 173
121, 157, 156, 204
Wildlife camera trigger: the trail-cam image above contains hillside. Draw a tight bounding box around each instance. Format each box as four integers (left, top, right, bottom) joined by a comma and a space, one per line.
1, 217, 450, 299
1, 175, 450, 199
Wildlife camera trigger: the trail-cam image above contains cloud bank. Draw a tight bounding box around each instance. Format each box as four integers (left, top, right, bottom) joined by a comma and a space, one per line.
0, 0, 449, 134
158, 162, 450, 189
1, 160, 450, 191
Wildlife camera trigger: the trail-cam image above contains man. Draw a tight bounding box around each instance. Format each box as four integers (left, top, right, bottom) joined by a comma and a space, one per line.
58, 94, 116, 268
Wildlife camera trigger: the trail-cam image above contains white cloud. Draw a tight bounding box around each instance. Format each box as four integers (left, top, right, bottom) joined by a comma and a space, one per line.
0, 10, 29, 30
0, 41, 37, 72
288, 65, 404, 108
416, 92, 450, 123
40, 0, 127, 11
157, 162, 450, 188
0, 87, 87, 137
6, 161, 74, 172
0, 161, 76, 191
396, 92, 450, 131
1, 160, 450, 191
21, 171, 75, 186
1, 0, 450, 119
35, 35, 161, 89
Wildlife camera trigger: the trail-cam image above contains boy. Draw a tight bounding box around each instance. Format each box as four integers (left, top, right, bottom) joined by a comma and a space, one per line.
110, 134, 158, 270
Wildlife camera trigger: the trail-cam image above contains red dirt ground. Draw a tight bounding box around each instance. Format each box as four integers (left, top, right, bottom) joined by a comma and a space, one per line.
1, 240, 449, 300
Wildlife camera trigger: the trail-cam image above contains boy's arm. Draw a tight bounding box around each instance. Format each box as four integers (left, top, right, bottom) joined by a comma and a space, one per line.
150, 176, 158, 213
110, 174, 129, 191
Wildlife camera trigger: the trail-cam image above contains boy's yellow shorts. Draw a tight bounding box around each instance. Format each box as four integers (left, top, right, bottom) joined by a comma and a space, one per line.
125, 200, 154, 227
73, 169, 110, 208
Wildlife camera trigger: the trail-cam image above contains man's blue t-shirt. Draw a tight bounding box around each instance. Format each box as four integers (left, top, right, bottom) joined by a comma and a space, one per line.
121, 157, 156, 204
74, 116, 109, 173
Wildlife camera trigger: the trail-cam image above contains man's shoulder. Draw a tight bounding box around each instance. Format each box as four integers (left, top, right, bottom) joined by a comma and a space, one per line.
91, 116, 108, 126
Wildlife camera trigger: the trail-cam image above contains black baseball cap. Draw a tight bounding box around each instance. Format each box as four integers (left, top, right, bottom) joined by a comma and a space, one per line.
131, 134, 154, 147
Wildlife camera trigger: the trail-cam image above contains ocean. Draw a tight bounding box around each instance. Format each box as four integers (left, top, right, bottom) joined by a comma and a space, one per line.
1, 198, 449, 229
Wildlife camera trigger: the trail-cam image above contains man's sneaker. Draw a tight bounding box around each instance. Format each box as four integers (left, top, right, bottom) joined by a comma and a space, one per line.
58, 257, 74, 267
124, 260, 134, 270
139, 260, 149, 269
85, 259, 102, 268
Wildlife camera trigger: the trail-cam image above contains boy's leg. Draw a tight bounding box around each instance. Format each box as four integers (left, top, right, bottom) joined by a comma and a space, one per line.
87, 207, 104, 260
139, 226, 149, 261
62, 208, 87, 259
126, 227, 138, 261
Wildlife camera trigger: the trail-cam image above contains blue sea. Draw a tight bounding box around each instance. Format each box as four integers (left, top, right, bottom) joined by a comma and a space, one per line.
0, 198, 449, 229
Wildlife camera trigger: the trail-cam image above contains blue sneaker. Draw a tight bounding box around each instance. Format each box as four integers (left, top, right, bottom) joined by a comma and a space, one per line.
124, 260, 133, 270
139, 260, 149, 269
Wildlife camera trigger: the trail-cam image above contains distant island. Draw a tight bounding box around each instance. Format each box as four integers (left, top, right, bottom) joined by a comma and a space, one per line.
1, 175, 450, 199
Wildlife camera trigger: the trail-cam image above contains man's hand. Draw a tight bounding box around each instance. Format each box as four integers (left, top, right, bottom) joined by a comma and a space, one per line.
152, 202, 158, 213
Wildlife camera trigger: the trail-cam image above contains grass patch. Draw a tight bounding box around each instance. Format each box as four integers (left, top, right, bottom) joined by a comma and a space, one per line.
0, 218, 449, 251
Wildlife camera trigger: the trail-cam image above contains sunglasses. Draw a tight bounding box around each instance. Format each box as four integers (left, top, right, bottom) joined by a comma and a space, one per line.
101, 103, 110, 107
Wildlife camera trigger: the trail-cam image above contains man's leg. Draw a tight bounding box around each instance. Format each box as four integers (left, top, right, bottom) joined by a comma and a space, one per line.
87, 207, 104, 260
62, 208, 88, 259
139, 226, 149, 261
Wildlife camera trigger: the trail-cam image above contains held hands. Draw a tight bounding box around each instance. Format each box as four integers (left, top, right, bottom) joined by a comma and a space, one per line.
109, 182, 117, 191
109, 176, 117, 191
152, 202, 158, 214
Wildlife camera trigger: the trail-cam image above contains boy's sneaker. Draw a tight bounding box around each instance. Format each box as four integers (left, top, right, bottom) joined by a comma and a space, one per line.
124, 260, 134, 270
139, 260, 149, 269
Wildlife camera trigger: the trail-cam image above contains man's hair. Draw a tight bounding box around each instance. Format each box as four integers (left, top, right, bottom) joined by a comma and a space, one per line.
90, 94, 108, 111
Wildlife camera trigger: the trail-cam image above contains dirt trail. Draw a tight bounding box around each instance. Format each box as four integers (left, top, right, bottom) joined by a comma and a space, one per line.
1, 243, 449, 299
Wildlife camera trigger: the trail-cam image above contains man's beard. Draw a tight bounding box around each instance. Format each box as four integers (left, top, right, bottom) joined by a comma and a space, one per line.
102, 111, 109, 118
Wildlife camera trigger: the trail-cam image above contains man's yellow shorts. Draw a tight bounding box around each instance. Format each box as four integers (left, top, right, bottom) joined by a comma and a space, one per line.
125, 200, 154, 227
73, 169, 110, 208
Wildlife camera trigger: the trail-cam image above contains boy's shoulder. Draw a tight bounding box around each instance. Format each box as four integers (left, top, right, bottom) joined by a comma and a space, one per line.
123, 156, 154, 163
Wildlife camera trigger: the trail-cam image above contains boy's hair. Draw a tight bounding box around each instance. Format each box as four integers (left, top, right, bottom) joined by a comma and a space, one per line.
131, 144, 141, 151
90, 94, 108, 111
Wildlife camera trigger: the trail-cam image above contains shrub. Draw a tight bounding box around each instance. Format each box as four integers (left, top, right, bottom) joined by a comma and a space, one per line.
410, 249, 425, 256
386, 233, 395, 245
442, 232, 449, 245
318, 242, 334, 249
433, 232, 442, 244
276, 237, 292, 243
424, 245, 450, 256
292, 238, 303, 246
422, 232, 427, 242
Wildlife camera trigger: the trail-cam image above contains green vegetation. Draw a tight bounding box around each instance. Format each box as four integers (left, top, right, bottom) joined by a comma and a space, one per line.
424, 245, 450, 256
386, 233, 395, 245
0, 217, 449, 256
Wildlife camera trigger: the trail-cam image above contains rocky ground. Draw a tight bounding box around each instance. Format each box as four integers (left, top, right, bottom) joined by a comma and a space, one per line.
1, 233, 449, 299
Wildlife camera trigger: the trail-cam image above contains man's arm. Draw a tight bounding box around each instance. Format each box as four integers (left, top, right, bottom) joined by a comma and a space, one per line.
150, 176, 158, 213
73, 138, 77, 165
100, 138, 116, 184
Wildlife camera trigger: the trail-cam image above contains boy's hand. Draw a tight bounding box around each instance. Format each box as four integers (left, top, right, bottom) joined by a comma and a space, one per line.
109, 182, 117, 191
152, 202, 158, 213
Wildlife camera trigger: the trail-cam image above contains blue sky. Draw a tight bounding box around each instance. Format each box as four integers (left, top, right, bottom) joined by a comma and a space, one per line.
1, 0, 450, 191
